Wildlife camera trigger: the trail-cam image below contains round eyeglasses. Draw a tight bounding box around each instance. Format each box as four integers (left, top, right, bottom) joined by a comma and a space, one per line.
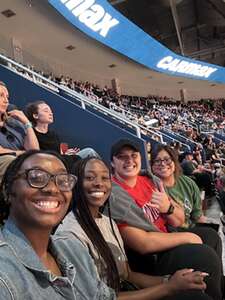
15, 168, 77, 192
153, 157, 173, 166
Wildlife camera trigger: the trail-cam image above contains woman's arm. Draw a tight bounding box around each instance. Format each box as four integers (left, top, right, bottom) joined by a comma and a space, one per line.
23, 126, 40, 150
118, 269, 207, 300
126, 264, 163, 288
0, 147, 24, 155
8, 110, 39, 150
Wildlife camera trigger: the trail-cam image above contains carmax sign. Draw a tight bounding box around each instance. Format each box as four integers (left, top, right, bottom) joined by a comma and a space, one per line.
60, 0, 119, 37
49, 0, 225, 83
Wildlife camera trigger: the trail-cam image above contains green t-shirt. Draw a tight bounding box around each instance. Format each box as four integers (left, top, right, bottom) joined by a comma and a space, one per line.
165, 175, 203, 228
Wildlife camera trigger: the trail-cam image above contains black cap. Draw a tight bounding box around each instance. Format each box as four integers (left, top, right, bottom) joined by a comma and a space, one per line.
110, 139, 141, 160
184, 150, 193, 156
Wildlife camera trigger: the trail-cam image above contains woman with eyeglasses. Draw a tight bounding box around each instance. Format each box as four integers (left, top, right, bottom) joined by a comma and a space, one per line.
56, 157, 213, 300
150, 145, 223, 274
0, 150, 115, 299
151, 145, 209, 228
0, 82, 39, 183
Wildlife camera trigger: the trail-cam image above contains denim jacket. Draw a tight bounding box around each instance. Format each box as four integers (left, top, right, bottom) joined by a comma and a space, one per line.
0, 219, 116, 300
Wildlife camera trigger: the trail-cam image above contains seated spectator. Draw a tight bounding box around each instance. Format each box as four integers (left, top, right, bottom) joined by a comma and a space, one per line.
211, 148, 225, 166
151, 144, 222, 233
106, 139, 223, 300
181, 151, 214, 197
193, 145, 204, 165
57, 157, 211, 300
172, 142, 183, 161
25, 100, 99, 168
0, 150, 115, 299
0, 81, 39, 182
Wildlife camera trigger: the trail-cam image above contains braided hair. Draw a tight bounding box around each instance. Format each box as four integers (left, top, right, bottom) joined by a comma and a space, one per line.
0, 150, 69, 225
71, 157, 120, 294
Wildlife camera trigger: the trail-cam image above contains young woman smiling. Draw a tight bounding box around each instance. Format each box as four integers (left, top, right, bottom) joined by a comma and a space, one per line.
151, 145, 206, 228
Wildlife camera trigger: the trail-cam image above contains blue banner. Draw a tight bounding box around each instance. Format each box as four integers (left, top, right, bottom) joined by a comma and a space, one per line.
49, 0, 225, 83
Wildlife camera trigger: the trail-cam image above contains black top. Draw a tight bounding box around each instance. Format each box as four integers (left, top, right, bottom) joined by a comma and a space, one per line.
34, 128, 60, 153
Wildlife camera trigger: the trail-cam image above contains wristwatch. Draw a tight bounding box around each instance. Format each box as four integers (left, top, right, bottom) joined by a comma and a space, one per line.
165, 203, 175, 215
162, 274, 171, 283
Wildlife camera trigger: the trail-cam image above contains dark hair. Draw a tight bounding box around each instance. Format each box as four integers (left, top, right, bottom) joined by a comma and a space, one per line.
71, 157, 120, 293
0, 150, 69, 225
151, 145, 182, 179
0, 81, 7, 88
25, 101, 46, 126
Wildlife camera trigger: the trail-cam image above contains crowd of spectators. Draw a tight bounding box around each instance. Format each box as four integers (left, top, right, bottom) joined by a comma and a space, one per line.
5, 57, 225, 132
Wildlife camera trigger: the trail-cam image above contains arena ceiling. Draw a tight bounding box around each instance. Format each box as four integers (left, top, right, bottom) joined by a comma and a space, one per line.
0, 0, 225, 100
110, 0, 225, 67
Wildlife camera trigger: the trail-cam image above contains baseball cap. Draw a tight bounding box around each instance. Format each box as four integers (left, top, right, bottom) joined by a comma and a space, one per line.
110, 139, 141, 160
184, 150, 193, 156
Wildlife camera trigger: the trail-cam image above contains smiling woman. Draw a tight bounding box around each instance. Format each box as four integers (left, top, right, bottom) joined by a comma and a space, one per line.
0, 150, 116, 299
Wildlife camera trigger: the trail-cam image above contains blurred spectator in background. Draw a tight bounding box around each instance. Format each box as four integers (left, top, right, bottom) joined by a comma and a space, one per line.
0, 81, 39, 182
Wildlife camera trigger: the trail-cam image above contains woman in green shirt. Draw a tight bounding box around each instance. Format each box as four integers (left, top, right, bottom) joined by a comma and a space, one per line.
151, 145, 206, 228
150, 145, 222, 264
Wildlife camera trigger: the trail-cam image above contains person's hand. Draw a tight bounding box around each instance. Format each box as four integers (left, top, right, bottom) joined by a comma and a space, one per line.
198, 165, 205, 172
8, 110, 29, 125
192, 168, 201, 174
181, 232, 202, 244
150, 181, 171, 213
167, 269, 208, 293
15, 150, 25, 156
65, 147, 80, 155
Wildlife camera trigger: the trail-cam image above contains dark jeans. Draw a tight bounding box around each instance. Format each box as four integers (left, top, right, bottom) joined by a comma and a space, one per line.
162, 290, 213, 300
157, 244, 222, 300
178, 226, 222, 261
126, 242, 222, 300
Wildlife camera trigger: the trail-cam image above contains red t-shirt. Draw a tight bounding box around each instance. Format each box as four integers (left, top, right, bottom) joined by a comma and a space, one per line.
113, 176, 167, 232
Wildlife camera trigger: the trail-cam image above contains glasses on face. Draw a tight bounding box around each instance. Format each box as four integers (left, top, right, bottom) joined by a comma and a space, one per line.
116, 153, 139, 161
15, 168, 77, 192
153, 157, 173, 166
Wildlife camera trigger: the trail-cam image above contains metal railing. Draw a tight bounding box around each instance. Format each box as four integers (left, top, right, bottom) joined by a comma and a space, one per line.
0, 53, 144, 138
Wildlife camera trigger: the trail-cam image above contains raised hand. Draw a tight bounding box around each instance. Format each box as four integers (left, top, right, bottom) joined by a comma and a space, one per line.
149, 181, 171, 213
65, 147, 80, 155
8, 110, 29, 125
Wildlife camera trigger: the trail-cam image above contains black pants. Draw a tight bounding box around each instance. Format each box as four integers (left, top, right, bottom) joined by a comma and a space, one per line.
162, 290, 213, 300
126, 242, 222, 300
162, 226, 223, 300
177, 226, 222, 262
157, 244, 222, 300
